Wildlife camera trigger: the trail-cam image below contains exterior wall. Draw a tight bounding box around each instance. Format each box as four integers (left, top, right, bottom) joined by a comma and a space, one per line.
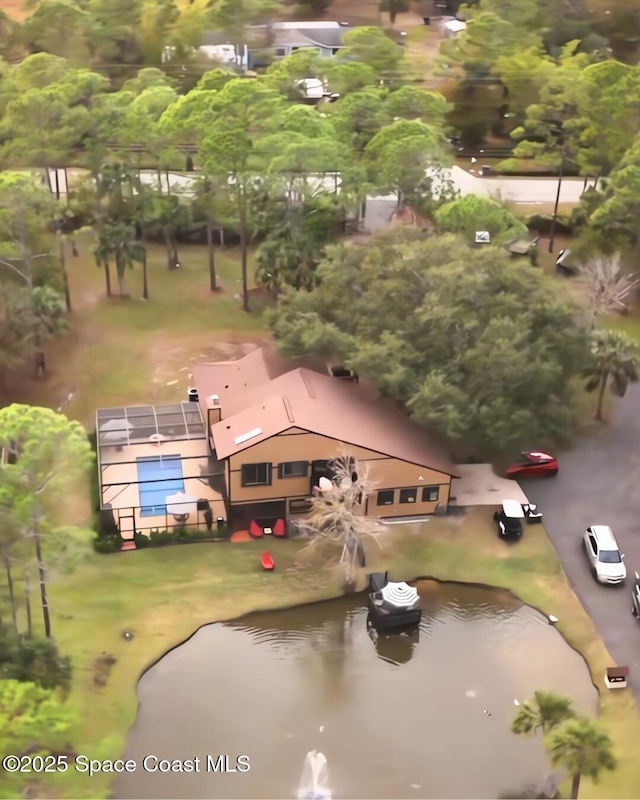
227, 430, 452, 516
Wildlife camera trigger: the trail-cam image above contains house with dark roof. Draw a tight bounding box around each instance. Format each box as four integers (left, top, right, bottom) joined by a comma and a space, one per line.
267, 21, 352, 59
193, 349, 459, 530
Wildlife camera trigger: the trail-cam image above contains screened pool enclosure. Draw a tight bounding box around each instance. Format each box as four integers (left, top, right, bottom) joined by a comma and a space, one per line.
96, 402, 228, 539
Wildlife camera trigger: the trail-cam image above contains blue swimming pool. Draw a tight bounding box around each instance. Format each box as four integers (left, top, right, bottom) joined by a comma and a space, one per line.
137, 455, 184, 517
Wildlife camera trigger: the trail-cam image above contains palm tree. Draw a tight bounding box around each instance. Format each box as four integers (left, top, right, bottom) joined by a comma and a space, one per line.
511, 690, 576, 736
548, 716, 616, 799
93, 222, 147, 298
584, 329, 639, 421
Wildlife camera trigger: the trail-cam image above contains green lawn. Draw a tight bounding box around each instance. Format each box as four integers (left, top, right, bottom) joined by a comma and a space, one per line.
31, 509, 640, 799
9, 236, 270, 426
602, 311, 640, 341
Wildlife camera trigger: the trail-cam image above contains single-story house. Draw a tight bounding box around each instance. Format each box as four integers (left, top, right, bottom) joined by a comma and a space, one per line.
266, 20, 352, 59
182, 21, 352, 68
95, 349, 459, 539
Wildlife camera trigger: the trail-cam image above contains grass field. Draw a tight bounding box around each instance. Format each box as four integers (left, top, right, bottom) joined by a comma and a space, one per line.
3, 235, 269, 425
25, 507, 640, 799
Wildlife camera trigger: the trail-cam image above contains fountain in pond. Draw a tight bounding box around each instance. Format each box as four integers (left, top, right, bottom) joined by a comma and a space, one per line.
297, 750, 331, 800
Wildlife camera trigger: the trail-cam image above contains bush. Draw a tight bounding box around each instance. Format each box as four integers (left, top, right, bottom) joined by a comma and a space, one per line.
149, 529, 178, 546
93, 534, 121, 553
133, 532, 151, 548
0, 625, 72, 692
526, 213, 574, 236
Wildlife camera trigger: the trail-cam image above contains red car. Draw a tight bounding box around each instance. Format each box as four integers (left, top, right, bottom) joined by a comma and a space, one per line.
505, 451, 559, 479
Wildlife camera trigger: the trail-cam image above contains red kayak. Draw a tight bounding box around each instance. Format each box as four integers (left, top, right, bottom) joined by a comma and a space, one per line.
261, 552, 275, 571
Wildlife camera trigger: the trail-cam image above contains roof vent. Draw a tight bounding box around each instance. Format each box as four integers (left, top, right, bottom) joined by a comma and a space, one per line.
234, 427, 262, 445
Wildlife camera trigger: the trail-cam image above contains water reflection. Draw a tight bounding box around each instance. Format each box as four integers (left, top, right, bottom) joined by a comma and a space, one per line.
368, 619, 419, 666
117, 580, 597, 800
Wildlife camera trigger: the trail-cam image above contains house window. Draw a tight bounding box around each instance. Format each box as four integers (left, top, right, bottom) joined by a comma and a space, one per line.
377, 490, 394, 506
278, 461, 308, 478
399, 488, 417, 504
241, 463, 272, 486
274, 47, 286, 56
422, 486, 439, 503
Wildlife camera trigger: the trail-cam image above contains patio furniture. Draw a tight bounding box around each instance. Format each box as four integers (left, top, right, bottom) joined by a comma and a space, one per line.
173, 513, 189, 524
249, 519, 264, 538
273, 518, 286, 537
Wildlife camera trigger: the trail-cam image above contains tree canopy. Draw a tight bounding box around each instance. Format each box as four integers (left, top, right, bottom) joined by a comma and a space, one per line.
270, 230, 590, 456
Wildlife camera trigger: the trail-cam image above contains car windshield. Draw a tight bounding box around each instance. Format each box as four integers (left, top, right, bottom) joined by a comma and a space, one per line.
598, 550, 621, 564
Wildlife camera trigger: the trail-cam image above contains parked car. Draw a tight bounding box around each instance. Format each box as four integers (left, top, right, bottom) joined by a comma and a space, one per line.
505, 451, 559, 479
583, 526, 627, 584
632, 573, 640, 619
493, 500, 524, 540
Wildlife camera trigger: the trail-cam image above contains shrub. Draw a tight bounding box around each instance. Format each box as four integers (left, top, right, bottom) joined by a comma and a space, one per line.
149, 529, 179, 546
0, 625, 72, 692
134, 533, 151, 548
93, 534, 121, 553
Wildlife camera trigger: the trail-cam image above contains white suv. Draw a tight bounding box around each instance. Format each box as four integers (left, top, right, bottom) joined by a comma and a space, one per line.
583, 526, 626, 584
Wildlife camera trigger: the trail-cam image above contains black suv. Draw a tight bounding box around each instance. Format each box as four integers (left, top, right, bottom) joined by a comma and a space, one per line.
493, 500, 524, 540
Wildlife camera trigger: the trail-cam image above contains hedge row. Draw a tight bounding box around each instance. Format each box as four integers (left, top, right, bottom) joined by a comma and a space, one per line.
93, 525, 231, 553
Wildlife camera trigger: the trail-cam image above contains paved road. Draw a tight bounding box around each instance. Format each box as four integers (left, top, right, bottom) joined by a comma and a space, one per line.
520, 383, 640, 699
44, 165, 595, 206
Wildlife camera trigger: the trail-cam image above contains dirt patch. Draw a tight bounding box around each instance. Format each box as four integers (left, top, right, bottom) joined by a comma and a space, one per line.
92, 652, 117, 687
150, 337, 263, 386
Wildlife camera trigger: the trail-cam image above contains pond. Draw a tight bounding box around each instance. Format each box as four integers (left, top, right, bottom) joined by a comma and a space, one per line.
116, 581, 598, 799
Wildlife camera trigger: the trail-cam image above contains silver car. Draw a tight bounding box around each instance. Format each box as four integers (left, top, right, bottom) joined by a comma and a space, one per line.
583, 526, 626, 585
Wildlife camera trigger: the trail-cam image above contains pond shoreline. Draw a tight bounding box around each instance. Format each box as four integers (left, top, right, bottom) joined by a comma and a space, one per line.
44, 510, 640, 799
138, 574, 602, 701
121, 580, 598, 800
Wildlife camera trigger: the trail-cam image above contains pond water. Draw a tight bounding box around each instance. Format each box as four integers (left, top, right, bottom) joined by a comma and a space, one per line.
116, 581, 598, 799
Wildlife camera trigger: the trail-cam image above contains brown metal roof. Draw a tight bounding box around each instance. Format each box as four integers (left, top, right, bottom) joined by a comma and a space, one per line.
208, 356, 459, 476
192, 349, 272, 419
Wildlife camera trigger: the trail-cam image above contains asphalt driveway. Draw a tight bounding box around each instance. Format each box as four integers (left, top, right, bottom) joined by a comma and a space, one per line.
520, 384, 640, 699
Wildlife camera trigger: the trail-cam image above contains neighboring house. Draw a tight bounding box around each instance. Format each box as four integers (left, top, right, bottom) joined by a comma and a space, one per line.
95, 349, 459, 540
193, 349, 459, 530
183, 21, 352, 68
162, 31, 249, 67
266, 20, 352, 60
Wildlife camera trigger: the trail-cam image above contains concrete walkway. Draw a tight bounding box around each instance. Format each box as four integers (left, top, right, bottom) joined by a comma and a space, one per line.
451, 464, 528, 507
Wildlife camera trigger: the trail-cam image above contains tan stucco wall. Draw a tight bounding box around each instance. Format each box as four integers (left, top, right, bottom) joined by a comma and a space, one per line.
227, 431, 452, 516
